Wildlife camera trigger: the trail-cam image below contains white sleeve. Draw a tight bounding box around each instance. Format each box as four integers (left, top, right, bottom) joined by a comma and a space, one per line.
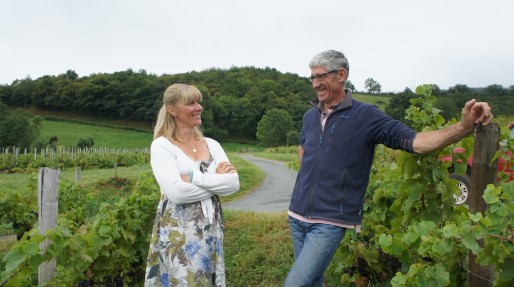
190, 138, 240, 196
150, 138, 214, 204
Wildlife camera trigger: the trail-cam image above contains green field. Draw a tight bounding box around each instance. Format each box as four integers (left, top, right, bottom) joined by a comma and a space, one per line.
34, 92, 389, 150
353, 93, 390, 110
41, 119, 153, 148
2, 118, 267, 204
32, 93, 389, 151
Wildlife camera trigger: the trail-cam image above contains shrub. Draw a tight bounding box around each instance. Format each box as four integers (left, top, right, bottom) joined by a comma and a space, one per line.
77, 137, 94, 148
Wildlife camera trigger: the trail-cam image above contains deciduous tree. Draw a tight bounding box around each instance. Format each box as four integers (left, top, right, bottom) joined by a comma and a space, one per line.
346, 80, 356, 92
364, 77, 381, 94
256, 109, 293, 147
0, 110, 40, 149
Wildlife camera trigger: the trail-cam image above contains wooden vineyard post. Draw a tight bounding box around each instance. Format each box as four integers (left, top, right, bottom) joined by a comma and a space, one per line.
75, 166, 81, 182
38, 168, 60, 285
467, 123, 499, 287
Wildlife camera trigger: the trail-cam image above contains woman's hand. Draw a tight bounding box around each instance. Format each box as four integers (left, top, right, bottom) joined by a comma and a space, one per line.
216, 161, 237, 174
181, 174, 191, 182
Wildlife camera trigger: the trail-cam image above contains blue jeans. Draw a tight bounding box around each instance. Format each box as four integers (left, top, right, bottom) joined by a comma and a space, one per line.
284, 216, 346, 287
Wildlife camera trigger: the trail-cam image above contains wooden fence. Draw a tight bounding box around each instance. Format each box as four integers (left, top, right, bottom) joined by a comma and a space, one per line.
1, 146, 149, 161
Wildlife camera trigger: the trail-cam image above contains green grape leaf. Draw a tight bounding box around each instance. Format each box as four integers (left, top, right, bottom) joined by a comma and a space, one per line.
1, 248, 28, 275
461, 235, 480, 254
483, 189, 500, 204
22, 241, 40, 256
440, 224, 459, 238
469, 212, 483, 222
432, 240, 452, 258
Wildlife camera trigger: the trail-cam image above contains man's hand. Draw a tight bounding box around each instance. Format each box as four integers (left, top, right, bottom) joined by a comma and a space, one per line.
462, 99, 493, 130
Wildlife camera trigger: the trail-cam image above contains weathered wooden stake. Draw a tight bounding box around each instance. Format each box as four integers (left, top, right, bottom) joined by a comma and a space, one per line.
75, 166, 81, 182
38, 168, 60, 285
467, 123, 499, 287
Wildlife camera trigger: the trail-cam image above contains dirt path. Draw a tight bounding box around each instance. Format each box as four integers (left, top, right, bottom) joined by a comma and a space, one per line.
224, 154, 297, 212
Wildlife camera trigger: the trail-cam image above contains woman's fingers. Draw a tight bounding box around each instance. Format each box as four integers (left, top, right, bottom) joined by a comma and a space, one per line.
217, 161, 236, 174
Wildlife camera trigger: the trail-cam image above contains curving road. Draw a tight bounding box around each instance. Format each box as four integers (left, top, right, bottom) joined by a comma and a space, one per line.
224, 154, 297, 212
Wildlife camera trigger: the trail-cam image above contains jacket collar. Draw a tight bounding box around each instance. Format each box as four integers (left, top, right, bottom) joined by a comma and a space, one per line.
308, 89, 353, 113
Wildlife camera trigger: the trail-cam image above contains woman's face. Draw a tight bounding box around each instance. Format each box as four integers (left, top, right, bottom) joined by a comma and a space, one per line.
168, 99, 203, 128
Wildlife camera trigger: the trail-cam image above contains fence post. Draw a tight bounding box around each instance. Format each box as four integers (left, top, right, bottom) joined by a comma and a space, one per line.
467, 123, 499, 287
75, 166, 81, 182
38, 167, 60, 285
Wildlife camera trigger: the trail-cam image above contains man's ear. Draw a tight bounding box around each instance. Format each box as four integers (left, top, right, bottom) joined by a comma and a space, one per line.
338, 68, 348, 84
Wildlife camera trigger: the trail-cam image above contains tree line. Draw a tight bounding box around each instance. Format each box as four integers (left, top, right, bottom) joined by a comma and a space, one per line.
385, 84, 514, 125
0, 67, 513, 148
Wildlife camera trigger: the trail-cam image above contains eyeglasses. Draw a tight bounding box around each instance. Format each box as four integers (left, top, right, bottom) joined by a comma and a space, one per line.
308, 70, 338, 83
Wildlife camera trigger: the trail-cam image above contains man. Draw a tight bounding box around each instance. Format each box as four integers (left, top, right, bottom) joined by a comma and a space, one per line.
285, 49, 493, 287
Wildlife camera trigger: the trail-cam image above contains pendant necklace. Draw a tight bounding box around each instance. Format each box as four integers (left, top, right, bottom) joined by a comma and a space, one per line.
186, 140, 197, 153
187, 142, 198, 161
179, 136, 198, 155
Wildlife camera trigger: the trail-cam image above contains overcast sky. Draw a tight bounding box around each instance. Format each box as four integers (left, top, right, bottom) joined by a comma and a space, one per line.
1, 0, 513, 92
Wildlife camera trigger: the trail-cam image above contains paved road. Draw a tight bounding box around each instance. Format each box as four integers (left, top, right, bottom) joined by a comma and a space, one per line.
224, 155, 297, 212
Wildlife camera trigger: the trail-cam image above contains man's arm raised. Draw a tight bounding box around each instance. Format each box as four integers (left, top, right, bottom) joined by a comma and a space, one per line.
413, 99, 493, 154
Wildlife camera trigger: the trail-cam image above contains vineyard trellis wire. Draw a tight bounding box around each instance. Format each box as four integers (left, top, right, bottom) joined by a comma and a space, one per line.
0, 146, 150, 173
1, 146, 149, 159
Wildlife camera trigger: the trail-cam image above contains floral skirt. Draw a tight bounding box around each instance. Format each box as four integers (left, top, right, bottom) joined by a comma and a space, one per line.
145, 195, 226, 287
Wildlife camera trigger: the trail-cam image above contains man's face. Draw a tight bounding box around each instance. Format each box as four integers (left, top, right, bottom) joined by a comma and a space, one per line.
310, 67, 346, 106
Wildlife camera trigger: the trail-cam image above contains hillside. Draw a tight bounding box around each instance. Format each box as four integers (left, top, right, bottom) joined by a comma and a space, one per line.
40, 118, 152, 148
24, 92, 389, 149
0, 67, 397, 144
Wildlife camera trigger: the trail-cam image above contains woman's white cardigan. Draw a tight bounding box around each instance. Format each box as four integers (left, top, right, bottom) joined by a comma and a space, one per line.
150, 136, 240, 222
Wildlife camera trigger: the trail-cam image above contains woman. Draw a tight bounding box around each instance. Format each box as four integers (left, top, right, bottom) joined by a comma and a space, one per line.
145, 84, 239, 287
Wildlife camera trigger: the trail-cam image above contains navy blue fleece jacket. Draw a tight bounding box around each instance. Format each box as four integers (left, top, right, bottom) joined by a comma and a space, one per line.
289, 92, 417, 225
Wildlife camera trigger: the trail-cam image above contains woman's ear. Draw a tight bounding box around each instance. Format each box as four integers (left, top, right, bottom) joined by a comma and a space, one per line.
167, 105, 177, 117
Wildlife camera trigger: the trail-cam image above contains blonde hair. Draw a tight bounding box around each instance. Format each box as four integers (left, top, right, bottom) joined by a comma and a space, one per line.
153, 84, 204, 142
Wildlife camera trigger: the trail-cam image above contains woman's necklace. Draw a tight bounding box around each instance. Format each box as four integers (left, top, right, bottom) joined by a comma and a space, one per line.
184, 140, 197, 153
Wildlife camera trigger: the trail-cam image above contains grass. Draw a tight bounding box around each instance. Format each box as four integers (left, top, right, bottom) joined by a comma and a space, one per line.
220, 142, 266, 153
0, 165, 151, 192
40, 119, 153, 148
26, 116, 267, 203
251, 151, 297, 163
0, 235, 17, 260
224, 210, 293, 287
221, 154, 265, 202
0, 152, 263, 203
21, 106, 153, 131
0, 172, 37, 192
353, 93, 390, 111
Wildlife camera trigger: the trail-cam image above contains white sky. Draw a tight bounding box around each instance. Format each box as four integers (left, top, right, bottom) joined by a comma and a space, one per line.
1, 0, 513, 92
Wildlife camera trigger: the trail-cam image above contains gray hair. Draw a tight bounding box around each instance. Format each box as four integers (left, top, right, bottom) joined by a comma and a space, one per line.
309, 50, 350, 77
